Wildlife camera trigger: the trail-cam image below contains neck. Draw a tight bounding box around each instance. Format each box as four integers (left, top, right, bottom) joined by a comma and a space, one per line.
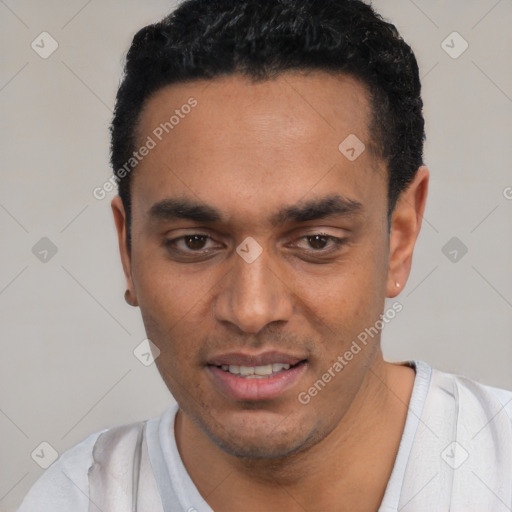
175, 354, 415, 512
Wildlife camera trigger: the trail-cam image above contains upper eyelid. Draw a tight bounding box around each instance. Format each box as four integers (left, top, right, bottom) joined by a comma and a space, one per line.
166, 233, 346, 251
166, 232, 343, 241
166, 234, 217, 245
291, 235, 346, 250
165, 226, 348, 239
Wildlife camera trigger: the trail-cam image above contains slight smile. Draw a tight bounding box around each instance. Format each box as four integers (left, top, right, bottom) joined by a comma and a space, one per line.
206, 351, 309, 401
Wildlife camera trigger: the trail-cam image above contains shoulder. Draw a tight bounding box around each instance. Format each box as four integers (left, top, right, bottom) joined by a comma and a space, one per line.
420, 361, 512, 469
396, 362, 512, 510
17, 429, 105, 512
16, 407, 173, 512
428, 363, 512, 425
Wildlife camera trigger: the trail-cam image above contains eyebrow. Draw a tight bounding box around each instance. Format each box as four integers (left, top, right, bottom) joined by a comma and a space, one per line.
270, 194, 363, 225
148, 194, 363, 226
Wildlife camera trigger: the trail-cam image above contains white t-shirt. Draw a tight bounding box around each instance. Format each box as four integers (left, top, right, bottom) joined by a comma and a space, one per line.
17, 361, 512, 511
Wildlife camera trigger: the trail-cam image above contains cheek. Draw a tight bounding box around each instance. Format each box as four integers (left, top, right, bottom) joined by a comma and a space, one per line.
132, 246, 211, 318
131, 250, 225, 360
299, 246, 386, 333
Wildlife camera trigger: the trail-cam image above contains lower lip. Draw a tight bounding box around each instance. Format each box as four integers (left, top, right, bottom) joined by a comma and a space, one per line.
207, 362, 307, 401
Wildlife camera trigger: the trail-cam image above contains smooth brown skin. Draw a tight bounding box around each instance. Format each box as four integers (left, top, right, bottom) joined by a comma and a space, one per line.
112, 71, 428, 511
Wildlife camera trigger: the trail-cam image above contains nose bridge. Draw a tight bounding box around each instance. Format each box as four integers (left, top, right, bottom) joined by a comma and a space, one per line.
214, 248, 292, 334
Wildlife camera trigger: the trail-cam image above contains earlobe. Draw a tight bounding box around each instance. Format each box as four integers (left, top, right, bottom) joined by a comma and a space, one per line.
386, 166, 429, 298
111, 196, 138, 307
124, 289, 138, 307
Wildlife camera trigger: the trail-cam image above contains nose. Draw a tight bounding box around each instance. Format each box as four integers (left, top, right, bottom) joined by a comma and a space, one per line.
213, 247, 293, 334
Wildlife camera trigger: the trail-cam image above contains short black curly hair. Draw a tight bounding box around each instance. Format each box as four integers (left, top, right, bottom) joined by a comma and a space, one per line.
110, 0, 425, 247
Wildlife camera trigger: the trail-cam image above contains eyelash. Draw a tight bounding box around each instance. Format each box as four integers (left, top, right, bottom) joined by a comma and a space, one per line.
164, 233, 346, 257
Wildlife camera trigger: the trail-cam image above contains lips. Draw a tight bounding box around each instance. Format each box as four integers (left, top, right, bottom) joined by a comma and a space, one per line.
207, 351, 304, 367
219, 362, 292, 378
206, 351, 308, 401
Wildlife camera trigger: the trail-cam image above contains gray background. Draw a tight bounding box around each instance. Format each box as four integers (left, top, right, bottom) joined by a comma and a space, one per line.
1, 0, 511, 510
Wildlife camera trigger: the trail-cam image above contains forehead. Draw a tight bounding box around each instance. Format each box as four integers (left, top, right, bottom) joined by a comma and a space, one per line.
131, 71, 386, 226
137, 71, 372, 149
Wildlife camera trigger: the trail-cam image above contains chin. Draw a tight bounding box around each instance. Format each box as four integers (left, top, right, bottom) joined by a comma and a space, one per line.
213, 433, 311, 460
199, 410, 322, 460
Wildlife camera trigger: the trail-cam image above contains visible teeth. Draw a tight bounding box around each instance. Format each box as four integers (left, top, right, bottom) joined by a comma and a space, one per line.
239, 366, 253, 376
272, 363, 290, 372
254, 364, 273, 376
221, 363, 292, 376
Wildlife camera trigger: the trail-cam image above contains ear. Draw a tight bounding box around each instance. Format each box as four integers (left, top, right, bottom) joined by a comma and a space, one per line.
111, 196, 138, 307
386, 166, 429, 298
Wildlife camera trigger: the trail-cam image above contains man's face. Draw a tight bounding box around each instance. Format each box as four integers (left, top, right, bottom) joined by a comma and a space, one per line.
121, 72, 393, 458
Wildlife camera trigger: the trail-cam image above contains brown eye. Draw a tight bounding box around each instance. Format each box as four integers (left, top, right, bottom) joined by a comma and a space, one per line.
184, 235, 208, 250
164, 234, 216, 255
307, 235, 329, 250
292, 233, 347, 258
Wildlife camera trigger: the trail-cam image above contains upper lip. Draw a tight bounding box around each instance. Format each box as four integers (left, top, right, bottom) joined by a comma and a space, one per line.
207, 351, 306, 367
